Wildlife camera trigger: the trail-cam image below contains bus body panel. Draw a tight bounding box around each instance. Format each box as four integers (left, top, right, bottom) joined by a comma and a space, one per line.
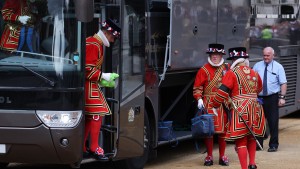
145, 0, 300, 151
0, 0, 300, 167
277, 45, 300, 117
0, 120, 83, 164
116, 90, 145, 158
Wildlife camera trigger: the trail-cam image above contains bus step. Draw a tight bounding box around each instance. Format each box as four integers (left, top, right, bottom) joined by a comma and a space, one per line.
82, 153, 112, 162
101, 125, 117, 133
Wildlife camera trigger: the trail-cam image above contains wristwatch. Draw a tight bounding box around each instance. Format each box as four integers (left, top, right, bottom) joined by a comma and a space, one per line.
279, 95, 286, 99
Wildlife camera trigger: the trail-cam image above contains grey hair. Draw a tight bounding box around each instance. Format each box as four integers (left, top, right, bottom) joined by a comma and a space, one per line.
264, 47, 275, 55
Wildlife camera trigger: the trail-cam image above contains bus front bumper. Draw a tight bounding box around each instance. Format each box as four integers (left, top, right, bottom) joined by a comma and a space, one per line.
0, 122, 83, 165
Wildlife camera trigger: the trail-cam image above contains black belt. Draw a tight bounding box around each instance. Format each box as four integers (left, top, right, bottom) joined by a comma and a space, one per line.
259, 93, 278, 97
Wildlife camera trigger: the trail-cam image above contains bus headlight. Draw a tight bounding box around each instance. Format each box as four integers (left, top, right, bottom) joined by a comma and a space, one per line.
36, 110, 82, 128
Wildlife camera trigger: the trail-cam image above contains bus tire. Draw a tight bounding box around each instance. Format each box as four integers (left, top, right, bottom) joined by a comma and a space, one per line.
113, 110, 150, 169
0, 163, 8, 169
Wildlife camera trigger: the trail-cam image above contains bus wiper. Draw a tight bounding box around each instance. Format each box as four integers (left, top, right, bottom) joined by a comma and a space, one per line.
0, 64, 55, 87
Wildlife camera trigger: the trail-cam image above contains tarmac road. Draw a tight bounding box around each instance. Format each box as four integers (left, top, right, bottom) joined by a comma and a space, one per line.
6, 112, 300, 169
145, 112, 300, 169
7, 160, 114, 169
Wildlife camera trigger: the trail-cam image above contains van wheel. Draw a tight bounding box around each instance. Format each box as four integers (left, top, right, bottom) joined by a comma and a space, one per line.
113, 110, 151, 169
0, 163, 8, 169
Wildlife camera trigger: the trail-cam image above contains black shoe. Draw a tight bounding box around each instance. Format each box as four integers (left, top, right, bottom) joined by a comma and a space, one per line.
89, 151, 109, 161
88, 147, 109, 161
267, 147, 277, 152
219, 156, 229, 166
204, 156, 213, 166
91, 153, 108, 161
248, 164, 257, 169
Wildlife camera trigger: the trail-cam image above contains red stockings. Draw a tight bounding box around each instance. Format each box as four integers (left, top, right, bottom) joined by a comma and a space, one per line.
235, 135, 257, 169
204, 134, 227, 159
83, 115, 103, 152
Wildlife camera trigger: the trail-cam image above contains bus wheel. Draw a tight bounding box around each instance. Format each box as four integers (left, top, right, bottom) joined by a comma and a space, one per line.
113, 110, 151, 169
0, 163, 8, 169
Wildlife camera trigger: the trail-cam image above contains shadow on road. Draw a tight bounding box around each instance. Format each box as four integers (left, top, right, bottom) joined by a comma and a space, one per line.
281, 109, 300, 119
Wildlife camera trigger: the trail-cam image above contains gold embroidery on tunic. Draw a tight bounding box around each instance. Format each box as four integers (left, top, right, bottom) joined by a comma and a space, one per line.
243, 67, 250, 74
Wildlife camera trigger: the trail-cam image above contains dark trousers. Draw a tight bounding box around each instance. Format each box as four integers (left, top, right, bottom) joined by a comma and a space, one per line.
258, 94, 279, 148
18, 26, 34, 52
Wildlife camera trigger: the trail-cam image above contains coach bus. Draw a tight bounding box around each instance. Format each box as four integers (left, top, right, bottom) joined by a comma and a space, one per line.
0, 0, 299, 169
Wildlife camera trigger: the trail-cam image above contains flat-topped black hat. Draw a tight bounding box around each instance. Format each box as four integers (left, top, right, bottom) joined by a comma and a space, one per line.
227, 47, 249, 60
101, 19, 121, 38
206, 43, 226, 55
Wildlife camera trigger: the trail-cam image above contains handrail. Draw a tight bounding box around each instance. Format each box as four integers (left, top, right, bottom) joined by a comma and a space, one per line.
16, 51, 73, 64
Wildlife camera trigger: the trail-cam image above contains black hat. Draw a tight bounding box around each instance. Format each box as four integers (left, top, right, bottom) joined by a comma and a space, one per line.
206, 43, 226, 55
227, 47, 249, 60
101, 19, 121, 38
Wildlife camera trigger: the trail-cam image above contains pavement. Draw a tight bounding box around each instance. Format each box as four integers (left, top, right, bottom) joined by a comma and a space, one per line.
145, 112, 300, 169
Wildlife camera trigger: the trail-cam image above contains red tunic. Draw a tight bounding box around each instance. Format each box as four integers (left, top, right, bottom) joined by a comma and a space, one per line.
85, 35, 111, 116
213, 66, 266, 141
193, 62, 230, 133
0, 0, 32, 51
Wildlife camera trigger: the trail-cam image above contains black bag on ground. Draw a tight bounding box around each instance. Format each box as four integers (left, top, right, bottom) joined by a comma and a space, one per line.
191, 108, 215, 138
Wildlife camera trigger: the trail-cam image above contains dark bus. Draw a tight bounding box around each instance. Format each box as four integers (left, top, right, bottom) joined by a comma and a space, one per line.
0, 0, 145, 169
0, 0, 300, 169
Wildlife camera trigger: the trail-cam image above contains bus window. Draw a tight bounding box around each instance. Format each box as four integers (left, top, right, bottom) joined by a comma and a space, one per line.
0, 0, 83, 88
0, 0, 4, 59
121, 1, 145, 99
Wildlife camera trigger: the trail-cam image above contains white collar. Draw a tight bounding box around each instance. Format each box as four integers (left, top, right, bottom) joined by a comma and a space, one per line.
97, 30, 110, 47
230, 58, 249, 69
208, 57, 224, 67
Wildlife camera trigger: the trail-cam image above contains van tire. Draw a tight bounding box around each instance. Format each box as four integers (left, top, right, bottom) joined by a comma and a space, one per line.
113, 110, 150, 169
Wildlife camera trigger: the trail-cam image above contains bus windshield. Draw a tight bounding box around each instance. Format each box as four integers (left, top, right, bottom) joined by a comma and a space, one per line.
0, 0, 83, 88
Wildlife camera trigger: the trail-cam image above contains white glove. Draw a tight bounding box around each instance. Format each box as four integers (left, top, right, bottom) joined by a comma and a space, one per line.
18, 16, 31, 25
212, 108, 218, 116
101, 73, 111, 81
197, 99, 204, 109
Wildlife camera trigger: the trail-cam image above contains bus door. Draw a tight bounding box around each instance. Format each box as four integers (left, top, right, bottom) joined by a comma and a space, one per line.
217, 0, 250, 49
113, 0, 145, 159
99, 0, 145, 160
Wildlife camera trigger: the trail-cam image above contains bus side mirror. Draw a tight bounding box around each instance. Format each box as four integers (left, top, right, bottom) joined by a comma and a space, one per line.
73, 0, 94, 22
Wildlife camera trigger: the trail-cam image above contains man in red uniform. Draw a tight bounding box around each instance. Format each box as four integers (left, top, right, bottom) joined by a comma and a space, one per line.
84, 19, 120, 159
212, 47, 266, 169
0, 0, 34, 51
193, 43, 230, 166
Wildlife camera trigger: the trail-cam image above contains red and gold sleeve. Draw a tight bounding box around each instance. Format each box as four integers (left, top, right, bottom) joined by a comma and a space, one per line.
221, 71, 235, 90
85, 43, 102, 82
193, 68, 207, 100
1, 0, 21, 22
213, 85, 230, 108
212, 71, 234, 108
